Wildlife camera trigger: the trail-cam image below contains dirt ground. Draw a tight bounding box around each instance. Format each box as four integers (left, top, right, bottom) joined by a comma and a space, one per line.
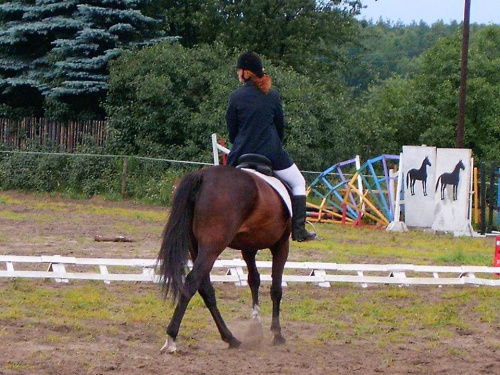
1, 191, 500, 375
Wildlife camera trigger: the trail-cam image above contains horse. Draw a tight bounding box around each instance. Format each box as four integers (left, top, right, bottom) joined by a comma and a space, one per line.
435, 160, 465, 200
156, 164, 291, 353
406, 156, 432, 196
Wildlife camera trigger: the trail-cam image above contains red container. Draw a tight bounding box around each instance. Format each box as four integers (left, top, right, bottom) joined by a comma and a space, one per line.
494, 236, 500, 270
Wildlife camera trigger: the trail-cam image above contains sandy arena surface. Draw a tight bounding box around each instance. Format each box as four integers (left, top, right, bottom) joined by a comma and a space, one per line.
1, 191, 499, 374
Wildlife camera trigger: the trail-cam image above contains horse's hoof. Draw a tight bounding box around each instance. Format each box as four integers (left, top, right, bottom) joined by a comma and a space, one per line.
160, 336, 177, 354
272, 335, 286, 346
228, 337, 242, 349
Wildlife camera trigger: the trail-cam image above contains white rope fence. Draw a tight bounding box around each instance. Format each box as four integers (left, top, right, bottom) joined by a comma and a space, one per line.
1, 255, 500, 287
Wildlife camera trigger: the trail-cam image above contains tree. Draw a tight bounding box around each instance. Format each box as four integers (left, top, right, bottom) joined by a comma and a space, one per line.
346, 20, 460, 93
351, 25, 500, 164
351, 76, 422, 158
464, 26, 500, 161
161, 1, 363, 78
106, 42, 236, 158
0, 0, 172, 119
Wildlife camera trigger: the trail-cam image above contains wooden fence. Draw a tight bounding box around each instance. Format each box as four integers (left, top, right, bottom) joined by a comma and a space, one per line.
2, 255, 500, 287
0, 117, 107, 152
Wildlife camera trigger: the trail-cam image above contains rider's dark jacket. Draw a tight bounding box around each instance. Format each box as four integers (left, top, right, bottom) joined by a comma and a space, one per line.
226, 80, 293, 170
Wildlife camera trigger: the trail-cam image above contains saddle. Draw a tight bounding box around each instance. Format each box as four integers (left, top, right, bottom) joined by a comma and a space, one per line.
235, 154, 292, 217
236, 154, 273, 176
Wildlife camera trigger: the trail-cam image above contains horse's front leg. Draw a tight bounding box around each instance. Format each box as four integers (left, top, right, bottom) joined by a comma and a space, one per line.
198, 275, 241, 349
269, 239, 289, 345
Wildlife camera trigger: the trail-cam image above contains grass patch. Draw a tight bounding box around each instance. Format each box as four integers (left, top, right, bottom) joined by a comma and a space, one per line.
0, 193, 22, 204
292, 224, 496, 265
0, 191, 167, 223
5, 361, 31, 371
27, 200, 167, 222
0, 210, 30, 221
111, 221, 163, 235
437, 249, 491, 265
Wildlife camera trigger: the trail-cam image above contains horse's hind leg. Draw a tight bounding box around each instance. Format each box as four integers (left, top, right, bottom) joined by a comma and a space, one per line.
242, 250, 261, 321
161, 252, 217, 353
198, 276, 241, 349
269, 238, 289, 345
240, 250, 265, 346
161, 285, 194, 353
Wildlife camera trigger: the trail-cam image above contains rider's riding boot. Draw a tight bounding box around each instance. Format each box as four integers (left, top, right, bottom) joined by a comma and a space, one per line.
291, 195, 316, 242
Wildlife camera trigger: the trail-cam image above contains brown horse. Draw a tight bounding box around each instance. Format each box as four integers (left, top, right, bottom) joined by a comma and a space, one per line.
157, 165, 291, 353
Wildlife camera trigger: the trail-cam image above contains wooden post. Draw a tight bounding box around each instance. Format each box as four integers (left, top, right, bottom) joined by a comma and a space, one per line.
456, 0, 471, 148
480, 163, 486, 235
121, 157, 128, 199
497, 167, 500, 229
473, 167, 479, 224
488, 162, 496, 232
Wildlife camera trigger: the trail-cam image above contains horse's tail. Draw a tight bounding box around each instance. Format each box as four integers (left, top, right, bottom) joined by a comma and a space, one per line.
435, 176, 441, 192
157, 171, 203, 303
406, 171, 409, 188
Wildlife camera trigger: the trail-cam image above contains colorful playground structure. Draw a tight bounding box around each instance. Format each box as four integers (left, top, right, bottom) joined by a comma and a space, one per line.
305, 154, 400, 227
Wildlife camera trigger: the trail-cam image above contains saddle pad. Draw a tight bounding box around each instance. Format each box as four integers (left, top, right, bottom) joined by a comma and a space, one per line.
241, 168, 292, 217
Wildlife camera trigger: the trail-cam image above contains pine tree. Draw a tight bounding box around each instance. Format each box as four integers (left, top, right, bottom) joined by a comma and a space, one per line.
0, 0, 173, 118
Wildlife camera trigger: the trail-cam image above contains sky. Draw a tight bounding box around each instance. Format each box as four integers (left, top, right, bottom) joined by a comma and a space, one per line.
357, 0, 500, 25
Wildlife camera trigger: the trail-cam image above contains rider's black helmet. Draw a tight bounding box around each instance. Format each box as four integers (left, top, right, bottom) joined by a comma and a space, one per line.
236, 51, 264, 78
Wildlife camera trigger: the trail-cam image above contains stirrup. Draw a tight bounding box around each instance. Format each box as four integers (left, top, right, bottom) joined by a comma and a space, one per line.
292, 229, 316, 242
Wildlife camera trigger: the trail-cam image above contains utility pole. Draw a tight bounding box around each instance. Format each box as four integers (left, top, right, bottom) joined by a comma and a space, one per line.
456, 0, 471, 148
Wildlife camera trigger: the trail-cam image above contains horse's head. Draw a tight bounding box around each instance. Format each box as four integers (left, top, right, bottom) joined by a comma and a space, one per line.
458, 160, 465, 170
424, 156, 431, 166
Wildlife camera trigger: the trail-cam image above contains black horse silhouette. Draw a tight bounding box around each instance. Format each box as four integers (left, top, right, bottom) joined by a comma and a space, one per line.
406, 156, 432, 196
435, 160, 466, 200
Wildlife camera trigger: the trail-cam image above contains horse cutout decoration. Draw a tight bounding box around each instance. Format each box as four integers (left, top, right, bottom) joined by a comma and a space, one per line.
406, 156, 432, 196
157, 165, 291, 353
435, 160, 466, 200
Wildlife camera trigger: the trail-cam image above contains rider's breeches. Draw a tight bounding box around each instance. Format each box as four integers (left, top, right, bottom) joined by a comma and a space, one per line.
274, 163, 306, 196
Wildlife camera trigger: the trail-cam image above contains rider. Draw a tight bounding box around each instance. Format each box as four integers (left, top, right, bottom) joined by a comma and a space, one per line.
226, 51, 316, 242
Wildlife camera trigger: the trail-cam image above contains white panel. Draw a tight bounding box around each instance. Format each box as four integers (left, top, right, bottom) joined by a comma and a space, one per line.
432, 148, 472, 232
402, 146, 437, 227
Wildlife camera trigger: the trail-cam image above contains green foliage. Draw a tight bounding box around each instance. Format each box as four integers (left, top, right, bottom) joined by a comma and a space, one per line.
122, 157, 185, 206
416, 26, 500, 162
0, 145, 114, 195
352, 25, 500, 164
269, 65, 356, 170
161, 0, 362, 77
348, 20, 461, 91
350, 76, 419, 158
0, 148, 184, 205
106, 42, 235, 160
0, 0, 172, 119
106, 42, 357, 170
